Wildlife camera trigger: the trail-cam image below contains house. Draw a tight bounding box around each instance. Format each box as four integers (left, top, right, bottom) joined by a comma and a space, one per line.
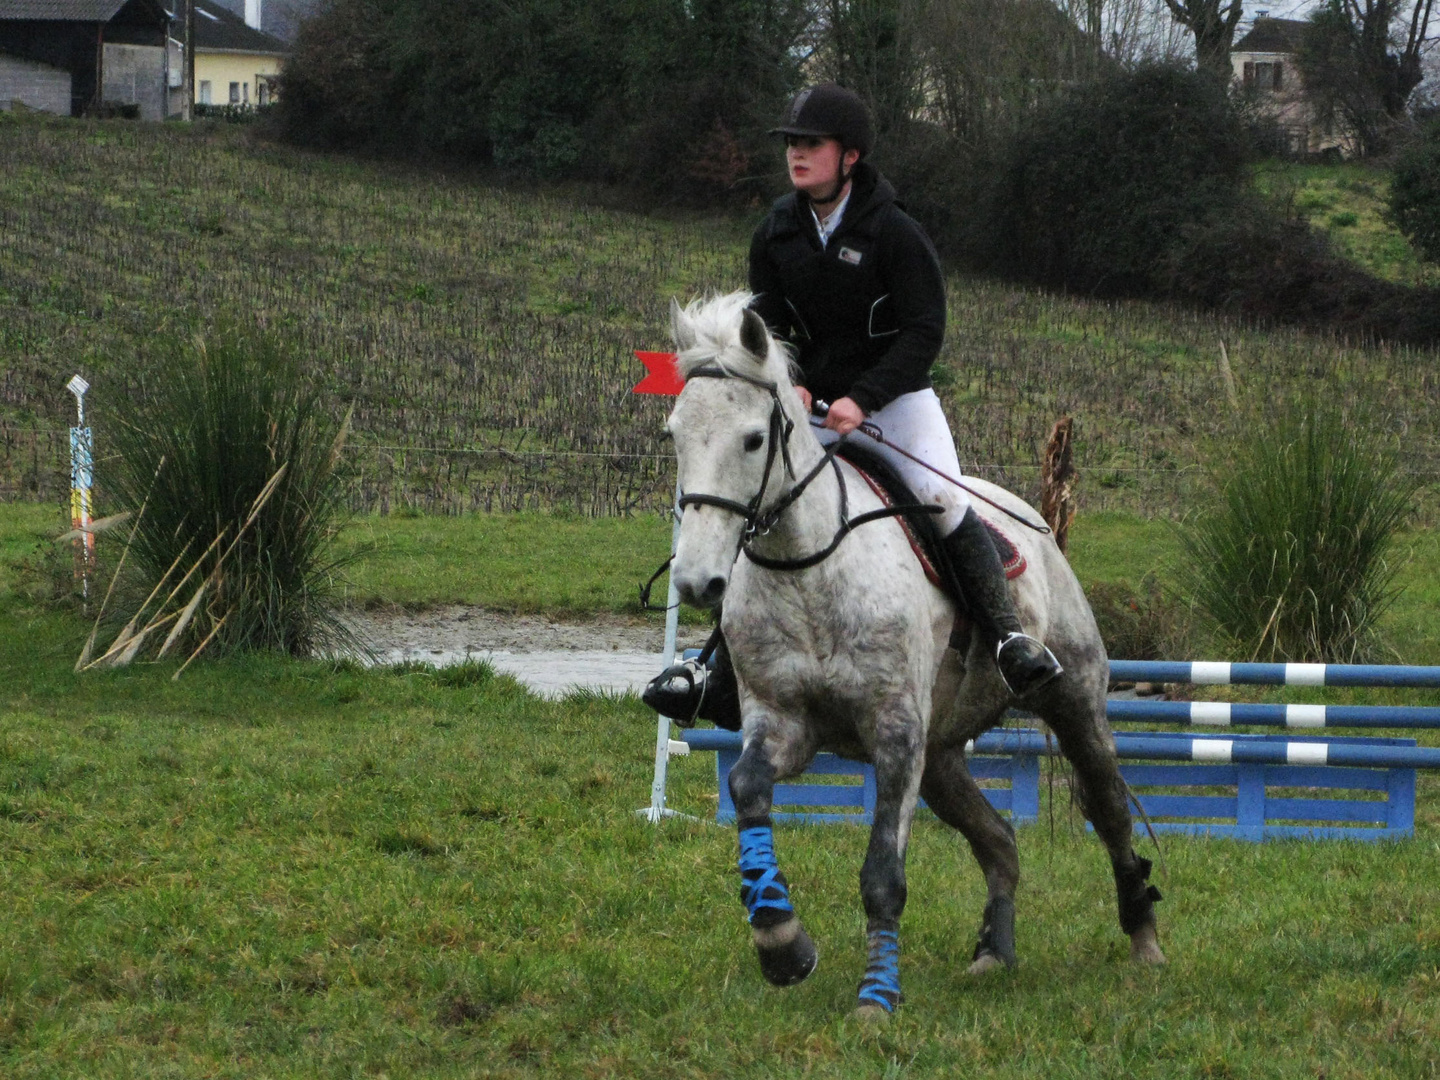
1230, 15, 1351, 155
185, 0, 286, 110
0, 0, 171, 118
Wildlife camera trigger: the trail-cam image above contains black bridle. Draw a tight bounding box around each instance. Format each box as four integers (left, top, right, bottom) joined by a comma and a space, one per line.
674, 365, 940, 573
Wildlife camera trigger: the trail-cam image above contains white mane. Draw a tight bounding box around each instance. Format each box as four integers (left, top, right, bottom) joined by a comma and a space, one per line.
673, 291, 797, 385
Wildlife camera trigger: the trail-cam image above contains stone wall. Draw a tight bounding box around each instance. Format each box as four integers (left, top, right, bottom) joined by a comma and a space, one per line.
0, 53, 72, 115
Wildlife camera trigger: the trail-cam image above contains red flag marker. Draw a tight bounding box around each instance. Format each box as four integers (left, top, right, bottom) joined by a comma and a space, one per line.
633, 351, 683, 396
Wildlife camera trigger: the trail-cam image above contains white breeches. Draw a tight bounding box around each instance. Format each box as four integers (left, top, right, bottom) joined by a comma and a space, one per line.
815, 388, 971, 534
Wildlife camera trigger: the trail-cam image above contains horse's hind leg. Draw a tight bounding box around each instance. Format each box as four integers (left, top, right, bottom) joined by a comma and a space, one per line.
921, 745, 1021, 973
727, 737, 819, 987
1044, 694, 1166, 964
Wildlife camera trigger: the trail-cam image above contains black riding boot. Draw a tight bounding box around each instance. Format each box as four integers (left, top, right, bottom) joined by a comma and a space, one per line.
641, 629, 742, 730
942, 508, 1063, 698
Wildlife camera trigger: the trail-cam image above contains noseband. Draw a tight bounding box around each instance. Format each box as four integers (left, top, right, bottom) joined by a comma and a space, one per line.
675, 365, 939, 572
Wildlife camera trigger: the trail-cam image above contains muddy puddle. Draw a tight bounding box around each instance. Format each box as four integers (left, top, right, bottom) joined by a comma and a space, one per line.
344, 605, 711, 698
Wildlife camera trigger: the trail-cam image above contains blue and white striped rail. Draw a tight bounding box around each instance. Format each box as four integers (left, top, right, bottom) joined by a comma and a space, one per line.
1109, 660, 1440, 688
674, 659, 1435, 840
1107, 700, 1440, 729
970, 730, 1440, 770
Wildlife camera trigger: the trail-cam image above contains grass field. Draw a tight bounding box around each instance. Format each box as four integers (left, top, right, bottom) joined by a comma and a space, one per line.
3, 505, 1440, 1078
1254, 161, 1440, 288
4, 114, 1440, 520
4, 115, 1440, 1076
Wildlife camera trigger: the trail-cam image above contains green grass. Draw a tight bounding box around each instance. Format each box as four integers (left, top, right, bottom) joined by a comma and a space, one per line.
4, 506, 1440, 1075
1, 598, 1438, 1076
335, 511, 677, 614
1252, 160, 1440, 287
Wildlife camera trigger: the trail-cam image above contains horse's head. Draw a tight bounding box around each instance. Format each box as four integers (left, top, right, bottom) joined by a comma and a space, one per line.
664, 292, 808, 610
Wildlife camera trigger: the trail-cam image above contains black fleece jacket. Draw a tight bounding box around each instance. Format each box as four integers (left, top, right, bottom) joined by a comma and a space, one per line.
747, 162, 946, 414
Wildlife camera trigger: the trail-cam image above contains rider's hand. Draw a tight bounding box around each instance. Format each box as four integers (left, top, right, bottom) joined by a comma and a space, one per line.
824, 396, 866, 436
795, 385, 813, 413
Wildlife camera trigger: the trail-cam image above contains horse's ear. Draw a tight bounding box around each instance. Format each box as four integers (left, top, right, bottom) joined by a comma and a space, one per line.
670, 298, 697, 353
739, 307, 769, 360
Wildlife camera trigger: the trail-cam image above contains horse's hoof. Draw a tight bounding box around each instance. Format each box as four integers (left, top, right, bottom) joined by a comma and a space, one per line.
971, 896, 1017, 971
966, 951, 1008, 976
853, 1003, 892, 1024
1129, 924, 1166, 965
754, 919, 818, 987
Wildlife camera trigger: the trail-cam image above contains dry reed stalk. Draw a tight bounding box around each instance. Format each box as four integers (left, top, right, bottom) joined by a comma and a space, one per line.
171, 613, 228, 681
73, 460, 164, 671
157, 580, 208, 659
83, 540, 192, 670
80, 462, 289, 674
56, 511, 132, 543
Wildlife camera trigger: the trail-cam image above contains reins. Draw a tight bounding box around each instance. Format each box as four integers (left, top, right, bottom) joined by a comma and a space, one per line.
636, 365, 1048, 610
810, 402, 1052, 535
674, 366, 940, 574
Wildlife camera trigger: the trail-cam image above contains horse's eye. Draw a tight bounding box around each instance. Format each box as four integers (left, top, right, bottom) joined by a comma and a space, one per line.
743, 432, 765, 453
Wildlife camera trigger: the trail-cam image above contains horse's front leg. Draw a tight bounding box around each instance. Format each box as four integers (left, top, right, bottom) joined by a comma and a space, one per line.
856, 713, 926, 1015
727, 732, 819, 987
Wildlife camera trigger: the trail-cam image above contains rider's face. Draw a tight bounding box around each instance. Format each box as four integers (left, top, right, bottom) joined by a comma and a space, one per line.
786, 135, 858, 202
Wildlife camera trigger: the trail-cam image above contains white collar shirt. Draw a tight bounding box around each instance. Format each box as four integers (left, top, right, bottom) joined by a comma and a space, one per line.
810, 186, 852, 249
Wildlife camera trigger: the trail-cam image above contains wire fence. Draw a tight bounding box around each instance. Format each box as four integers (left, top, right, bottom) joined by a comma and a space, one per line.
20, 421, 1436, 522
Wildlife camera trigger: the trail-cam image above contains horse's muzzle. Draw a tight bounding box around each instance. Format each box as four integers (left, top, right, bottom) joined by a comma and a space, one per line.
676, 573, 728, 610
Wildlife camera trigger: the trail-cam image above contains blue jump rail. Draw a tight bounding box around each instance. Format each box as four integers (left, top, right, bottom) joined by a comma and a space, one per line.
671, 657, 1433, 839
682, 727, 1440, 771
1108, 699, 1440, 729
1109, 660, 1440, 688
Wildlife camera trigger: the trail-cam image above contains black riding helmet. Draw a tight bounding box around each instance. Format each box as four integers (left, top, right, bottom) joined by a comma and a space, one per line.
770, 83, 874, 159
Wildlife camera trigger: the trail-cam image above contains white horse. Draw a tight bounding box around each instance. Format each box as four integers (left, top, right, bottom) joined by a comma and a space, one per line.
664, 293, 1165, 1016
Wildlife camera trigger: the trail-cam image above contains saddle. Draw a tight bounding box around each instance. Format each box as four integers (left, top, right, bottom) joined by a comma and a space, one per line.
834, 443, 1025, 642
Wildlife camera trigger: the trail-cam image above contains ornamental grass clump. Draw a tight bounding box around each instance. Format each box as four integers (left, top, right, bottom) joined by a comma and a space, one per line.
93, 327, 355, 667
1177, 398, 1416, 663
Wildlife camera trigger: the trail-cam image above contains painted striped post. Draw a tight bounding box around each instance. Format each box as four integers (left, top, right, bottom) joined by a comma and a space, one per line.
66, 375, 95, 603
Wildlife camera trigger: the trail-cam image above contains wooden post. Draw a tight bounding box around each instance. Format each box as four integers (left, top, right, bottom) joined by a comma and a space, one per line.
1040, 415, 1076, 554
183, 0, 194, 121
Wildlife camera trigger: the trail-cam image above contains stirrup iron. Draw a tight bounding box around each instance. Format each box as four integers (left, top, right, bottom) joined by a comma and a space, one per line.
641, 658, 708, 728
995, 632, 1063, 698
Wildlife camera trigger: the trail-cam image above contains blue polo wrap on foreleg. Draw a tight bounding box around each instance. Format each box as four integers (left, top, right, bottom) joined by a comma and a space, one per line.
737, 825, 794, 923
857, 929, 901, 1011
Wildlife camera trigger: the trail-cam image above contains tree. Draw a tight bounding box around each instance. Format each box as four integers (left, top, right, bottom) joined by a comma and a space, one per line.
822, 0, 925, 135
1389, 117, 1440, 262
1159, 0, 1245, 80
1297, 0, 1436, 155
909, 0, 1095, 149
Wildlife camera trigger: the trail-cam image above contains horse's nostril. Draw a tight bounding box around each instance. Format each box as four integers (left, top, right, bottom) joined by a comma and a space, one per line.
704, 576, 728, 604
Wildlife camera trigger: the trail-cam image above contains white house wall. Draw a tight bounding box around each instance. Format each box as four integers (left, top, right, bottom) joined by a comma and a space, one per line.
102, 43, 167, 121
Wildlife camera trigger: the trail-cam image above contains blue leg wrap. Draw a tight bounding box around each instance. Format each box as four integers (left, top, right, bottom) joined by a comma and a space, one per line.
738, 826, 794, 924
857, 929, 902, 1011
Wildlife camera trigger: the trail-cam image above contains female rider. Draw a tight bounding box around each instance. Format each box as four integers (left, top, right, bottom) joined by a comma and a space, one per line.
644, 84, 1060, 725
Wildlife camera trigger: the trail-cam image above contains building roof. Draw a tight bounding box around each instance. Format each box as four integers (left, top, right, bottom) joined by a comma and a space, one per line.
193, 0, 286, 54
1232, 17, 1309, 54
0, 0, 131, 18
